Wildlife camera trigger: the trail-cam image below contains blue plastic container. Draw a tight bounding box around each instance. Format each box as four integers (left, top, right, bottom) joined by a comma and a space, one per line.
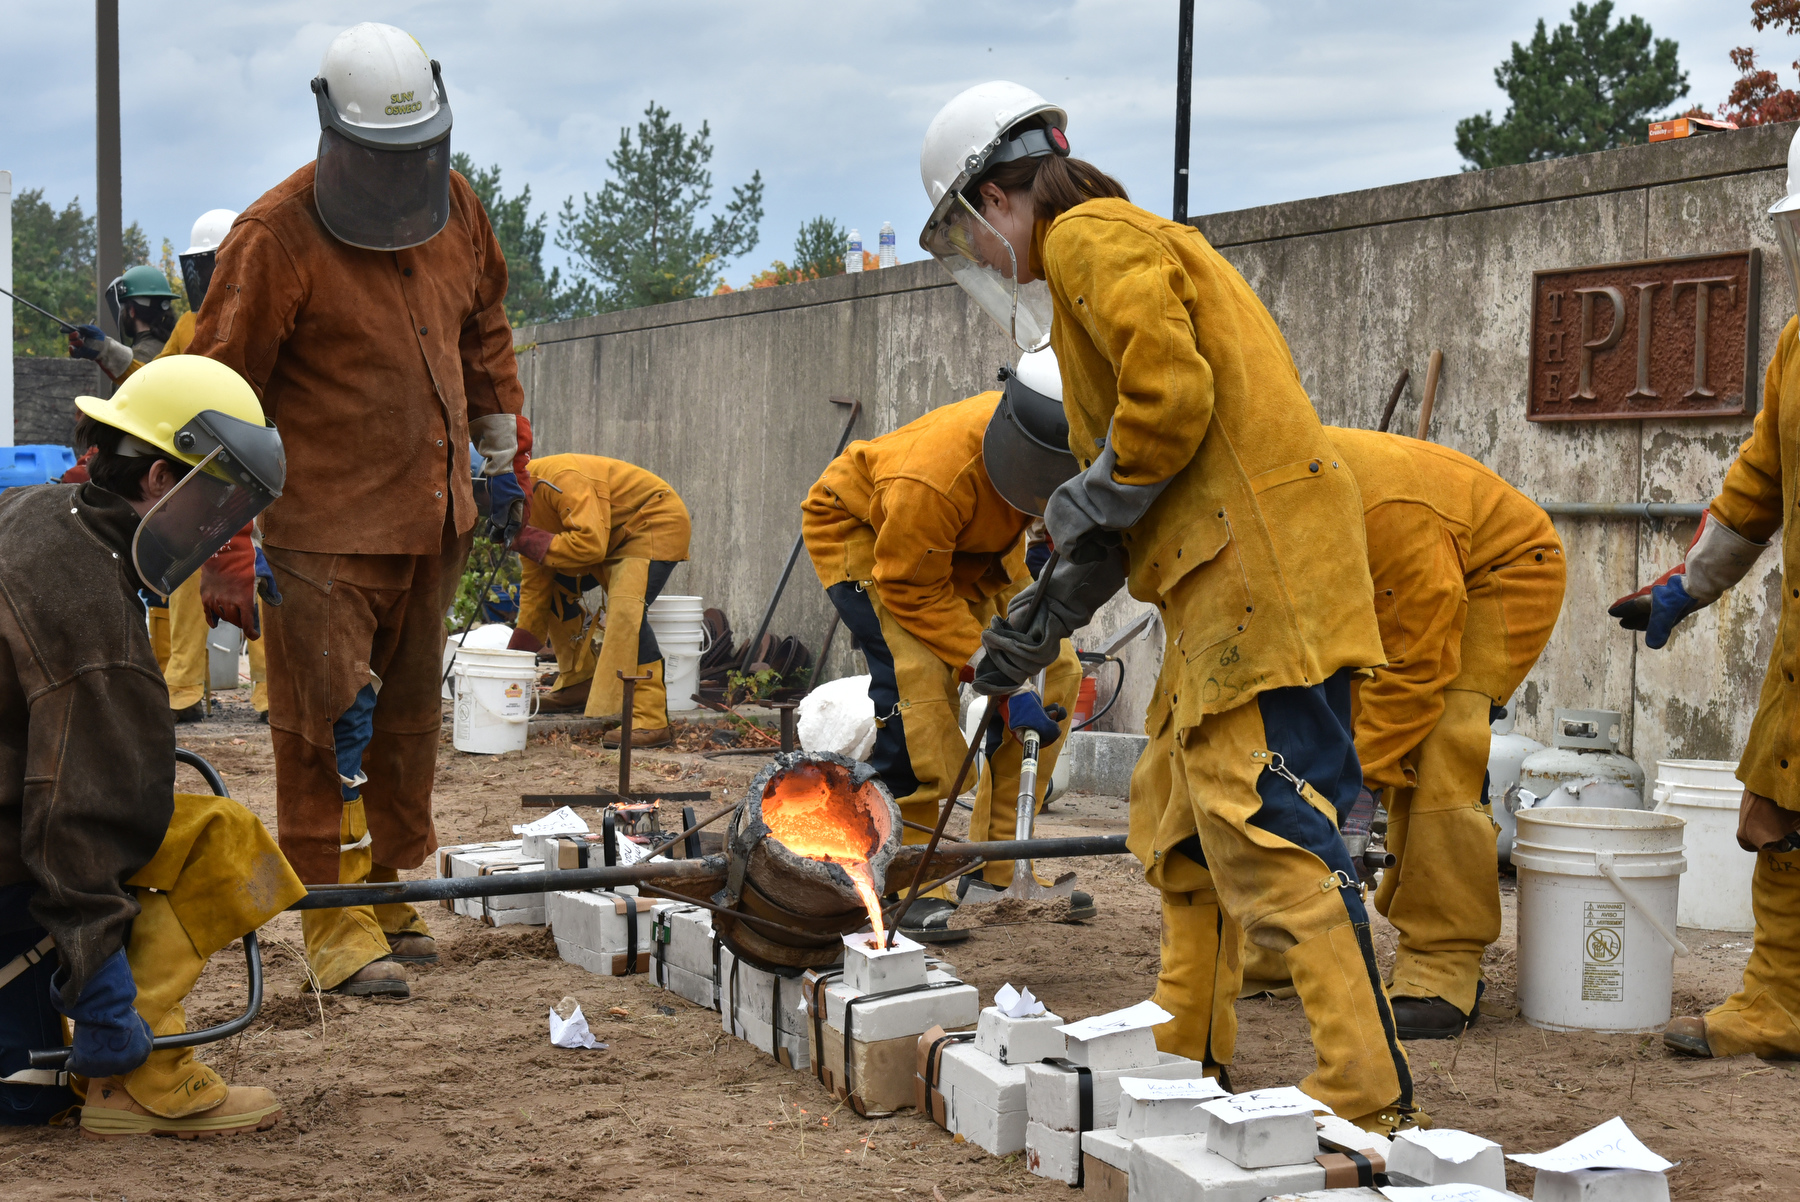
0, 445, 77, 492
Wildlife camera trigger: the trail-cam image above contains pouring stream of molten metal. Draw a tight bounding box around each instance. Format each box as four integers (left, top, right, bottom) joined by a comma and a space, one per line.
761, 769, 887, 939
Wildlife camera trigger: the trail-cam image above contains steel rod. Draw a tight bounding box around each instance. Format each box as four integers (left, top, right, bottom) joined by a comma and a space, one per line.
645, 800, 737, 859
1173, 0, 1195, 223
1538, 502, 1706, 519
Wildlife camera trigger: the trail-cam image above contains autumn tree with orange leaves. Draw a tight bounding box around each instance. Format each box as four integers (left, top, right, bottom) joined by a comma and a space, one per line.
1724, 0, 1800, 125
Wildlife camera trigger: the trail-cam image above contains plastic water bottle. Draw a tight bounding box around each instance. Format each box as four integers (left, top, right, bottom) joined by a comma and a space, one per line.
846, 229, 863, 273
878, 221, 897, 269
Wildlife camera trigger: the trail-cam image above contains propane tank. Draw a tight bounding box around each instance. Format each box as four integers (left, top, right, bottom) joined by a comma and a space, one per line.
1488, 703, 1544, 867
1514, 708, 1646, 821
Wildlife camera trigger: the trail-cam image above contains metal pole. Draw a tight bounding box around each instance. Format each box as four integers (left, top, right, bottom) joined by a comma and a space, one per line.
95, 0, 122, 337
0, 170, 12, 445
1173, 0, 1195, 223
1537, 502, 1706, 519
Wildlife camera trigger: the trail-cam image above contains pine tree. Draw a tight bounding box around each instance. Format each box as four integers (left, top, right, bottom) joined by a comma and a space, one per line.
1455, 2, 1690, 169
453, 153, 593, 325
792, 216, 847, 279
557, 102, 764, 311
9, 189, 149, 355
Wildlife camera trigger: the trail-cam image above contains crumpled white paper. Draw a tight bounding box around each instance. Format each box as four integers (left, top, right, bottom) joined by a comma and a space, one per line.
1056, 999, 1173, 1041
1380, 1186, 1518, 1202
1198, 1086, 1332, 1123
994, 982, 1045, 1018
1396, 1128, 1502, 1164
548, 1003, 607, 1050
1506, 1116, 1673, 1174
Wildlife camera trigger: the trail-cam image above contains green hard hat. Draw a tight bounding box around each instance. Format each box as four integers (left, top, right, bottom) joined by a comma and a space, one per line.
114, 264, 179, 300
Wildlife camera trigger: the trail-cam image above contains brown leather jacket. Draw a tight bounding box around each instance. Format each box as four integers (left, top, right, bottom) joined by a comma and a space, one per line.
0, 483, 175, 998
193, 162, 525, 555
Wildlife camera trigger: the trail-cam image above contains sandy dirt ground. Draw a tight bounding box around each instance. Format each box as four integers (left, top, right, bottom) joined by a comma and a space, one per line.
4, 704, 1797, 1200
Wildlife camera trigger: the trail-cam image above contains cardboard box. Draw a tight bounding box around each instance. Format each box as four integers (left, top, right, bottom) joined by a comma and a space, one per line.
1129, 1133, 1326, 1200
913, 1025, 970, 1128
548, 890, 658, 976
1024, 1052, 1200, 1132
805, 970, 977, 1117
1647, 116, 1735, 142
1081, 1129, 1132, 1201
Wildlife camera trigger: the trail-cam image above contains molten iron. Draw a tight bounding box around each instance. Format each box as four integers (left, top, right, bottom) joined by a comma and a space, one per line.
761, 763, 887, 939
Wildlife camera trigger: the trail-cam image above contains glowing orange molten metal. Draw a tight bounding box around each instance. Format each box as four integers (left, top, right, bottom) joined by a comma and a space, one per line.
761, 766, 886, 939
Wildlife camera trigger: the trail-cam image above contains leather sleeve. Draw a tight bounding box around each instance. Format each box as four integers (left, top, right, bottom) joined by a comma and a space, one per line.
190, 219, 306, 404
458, 193, 526, 424
1712, 317, 1792, 544
540, 468, 613, 569
869, 475, 984, 667
1352, 500, 1469, 791
1044, 217, 1211, 487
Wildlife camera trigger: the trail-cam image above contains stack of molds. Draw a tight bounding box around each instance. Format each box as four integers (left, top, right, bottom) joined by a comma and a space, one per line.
438, 840, 545, 926
1126, 1087, 1357, 1198
917, 995, 1067, 1156
650, 903, 719, 1010
547, 888, 658, 976
1076, 1076, 1228, 1200
718, 942, 810, 1070
518, 806, 589, 863
1023, 1002, 1201, 1186
804, 933, 977, 1117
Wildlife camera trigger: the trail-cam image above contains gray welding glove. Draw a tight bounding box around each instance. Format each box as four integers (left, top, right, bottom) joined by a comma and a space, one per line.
1042, 423, 1174, 564
975, 546, 1129, 695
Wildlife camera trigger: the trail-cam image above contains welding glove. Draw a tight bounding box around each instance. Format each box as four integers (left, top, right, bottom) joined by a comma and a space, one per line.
982, 690, 1066, 758
49, 950, 153, 1079
1609, 512, 1767, 649
486, 469, 525, 546
975, 547, 1128, 695
68, 324, 136, 378
512, 524, 553, 564
199, 527, 259, 637
1042, 425, 1173, 565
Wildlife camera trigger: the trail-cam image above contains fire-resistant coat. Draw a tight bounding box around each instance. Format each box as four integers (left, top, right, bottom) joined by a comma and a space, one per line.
1037, 200, 1383, 731
514, 454, 691, 639
1326, 428, 1565, 790
802, 392, 1032, 667
1712, 316, 1800, 809
192, 162, 524, 555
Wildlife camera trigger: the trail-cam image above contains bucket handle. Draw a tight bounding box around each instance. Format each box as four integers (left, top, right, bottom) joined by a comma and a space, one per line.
1595, 851, 1690, 957
469, 677, 539, 724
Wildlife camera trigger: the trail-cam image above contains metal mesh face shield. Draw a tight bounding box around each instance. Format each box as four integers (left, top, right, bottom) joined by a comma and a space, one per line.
982, 367, 1076, 516
314, 128, 452, 251
179, 250, 217, 310
131, 412, 284, 599
922, 193, 1054, 353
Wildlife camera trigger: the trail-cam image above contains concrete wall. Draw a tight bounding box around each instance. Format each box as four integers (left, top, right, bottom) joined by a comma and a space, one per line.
521, 122, 1794, 773
13, 357, 108, 448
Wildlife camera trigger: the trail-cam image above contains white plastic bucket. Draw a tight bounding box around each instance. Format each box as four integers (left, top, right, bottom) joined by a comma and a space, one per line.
647, 596, 708, 713
1652, 759, 1751, 932
452, 647, 539, 754
442, 624, 517, 700
1514, 807, 1687, 1033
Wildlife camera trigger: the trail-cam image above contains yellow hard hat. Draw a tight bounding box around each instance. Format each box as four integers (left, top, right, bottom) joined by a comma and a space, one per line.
74, 355, 268, 468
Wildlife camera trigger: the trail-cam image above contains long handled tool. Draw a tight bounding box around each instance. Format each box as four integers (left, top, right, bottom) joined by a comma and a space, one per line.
0, 284, 81, 334
960, 724, 1076, 905
522, 669, 712, 807
1416, 349, 1444, 441
737, 395, 861, 676
884, 550, 1062, 944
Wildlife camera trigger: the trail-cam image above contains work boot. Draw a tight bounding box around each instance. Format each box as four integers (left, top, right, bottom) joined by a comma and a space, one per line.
1664, 1015, 1714, 1058
174, 702, 206, 724
899, 897, 971, 945
1391, 982, 1483, 1040
324, 960, 409, 998
604, 725, 674, 749
384, 933, 439, 965
1347, 1103, 1432, 1136
255, 709, 268, 725
80, 1077, 282, 1140
537, 681, 592, 714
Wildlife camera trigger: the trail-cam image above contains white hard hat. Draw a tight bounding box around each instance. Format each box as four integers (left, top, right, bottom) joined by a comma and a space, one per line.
1010, 345, 1062, 403
918, 81, 1067, 215
309, 23, 454, 251
1771, 126, 1800, 317
184, 209, 238, 256
984, 344, 1074, 516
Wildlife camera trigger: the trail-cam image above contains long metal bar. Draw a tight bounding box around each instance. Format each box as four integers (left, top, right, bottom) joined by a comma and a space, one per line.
0, 284, 81, 334
1173, 0, 1195, 222
1539, 502, 1706, 519
95, 0, 122, 336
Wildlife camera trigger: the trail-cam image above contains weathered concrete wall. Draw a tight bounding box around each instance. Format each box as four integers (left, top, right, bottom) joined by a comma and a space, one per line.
520, 123, 1794, 774
13, 356, 108, 447
1196, 121, 1792, 775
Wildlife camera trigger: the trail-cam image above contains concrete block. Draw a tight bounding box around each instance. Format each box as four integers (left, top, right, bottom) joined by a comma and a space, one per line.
1531, 1168, 1671, 1202
821, 975, 978, 1042
938, 1040, 1027, 1114
1026, 1052, 1199, 1132
724, 1007, 810, 1071
651, 903, 717, 984
1264, 1191, 1387, 1201
1116, 1078, 1220, 1139
653, 960, 716, 1010
841, 931, 927, 994
1205, 1107, 1319, 1170
974, 1006, 1065, 1065
1314, 1114, 1391, 1159
1060, 730, 1149, 796
1063, 1023, 1158, 1071
1083, 1127, 1133, 1171
547, 890, 658, 975
1387, 1128, 1507, 1191
443, 843, 545, 922
1127, 1133, 1325, 1201
717, 945, 807, 1036
946, 1081, 1028, 1156
1026, 1120, 1082, 1184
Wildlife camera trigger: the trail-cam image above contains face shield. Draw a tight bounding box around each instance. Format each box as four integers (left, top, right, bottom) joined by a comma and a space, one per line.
922, 193, 1054, 354
1774, 193, 1800, 321
982, 365, 1076, 516
131, 411, 285, 599
179, 249, 217, 310
311, 62, 454, 251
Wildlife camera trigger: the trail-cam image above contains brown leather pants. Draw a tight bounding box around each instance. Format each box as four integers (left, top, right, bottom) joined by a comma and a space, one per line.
262, 521, 473, 885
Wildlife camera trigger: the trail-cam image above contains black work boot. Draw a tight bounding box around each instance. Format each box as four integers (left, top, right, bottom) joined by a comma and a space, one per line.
899, 897, 970, 944
1391, 982, 1482, 1040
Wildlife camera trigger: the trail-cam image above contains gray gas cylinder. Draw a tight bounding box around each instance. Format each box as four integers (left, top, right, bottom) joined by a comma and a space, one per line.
1514, 709, 1646, 821
1488, 704, 1545, 867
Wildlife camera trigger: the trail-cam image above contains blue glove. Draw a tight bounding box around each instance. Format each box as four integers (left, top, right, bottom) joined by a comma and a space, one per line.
50, 949, 153, 1079
486, 470, 525, 546
982, 691, 1066, 759
254, 547, 282, 607
67, 324, 107, 360
1609, 573, 1698, 651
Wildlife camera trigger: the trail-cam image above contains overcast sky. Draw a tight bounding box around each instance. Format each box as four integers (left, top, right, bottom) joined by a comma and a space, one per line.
0, 1, 1765, 290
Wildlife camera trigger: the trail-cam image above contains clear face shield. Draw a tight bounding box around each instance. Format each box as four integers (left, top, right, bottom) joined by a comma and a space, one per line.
1774, 195, 1800, 320
131, 411, 285, 599
922, 192, 1054, 354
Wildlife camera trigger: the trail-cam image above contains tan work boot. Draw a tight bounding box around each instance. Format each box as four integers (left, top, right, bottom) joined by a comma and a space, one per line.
385, 932, 439, 964
324, 959, 410, 998
81, 1077, 282, 1140
603, 725, 674, 749
537, 680, 592, 714
1664, 1015, 1713, 1057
